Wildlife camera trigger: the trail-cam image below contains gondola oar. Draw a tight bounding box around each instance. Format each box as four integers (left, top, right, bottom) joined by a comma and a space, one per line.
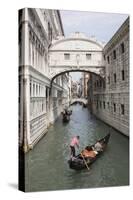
80, 152, 90, 171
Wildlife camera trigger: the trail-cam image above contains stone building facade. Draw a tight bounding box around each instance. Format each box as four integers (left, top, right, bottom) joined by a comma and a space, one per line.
71, 81, 79, 98
89, 17, 129, 136
19, 8, 70, 152
80, 72, 90, 98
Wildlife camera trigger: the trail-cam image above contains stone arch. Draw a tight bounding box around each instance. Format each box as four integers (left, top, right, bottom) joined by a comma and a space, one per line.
49, 69, 104, 93
70, 98, 88, 105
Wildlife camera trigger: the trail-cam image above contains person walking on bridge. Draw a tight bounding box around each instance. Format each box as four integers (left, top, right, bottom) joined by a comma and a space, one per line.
70, 136, 80, 158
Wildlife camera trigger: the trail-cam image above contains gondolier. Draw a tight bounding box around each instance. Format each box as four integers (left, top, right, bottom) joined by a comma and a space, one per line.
68, 133, 110, 170
70, 136, 80, 157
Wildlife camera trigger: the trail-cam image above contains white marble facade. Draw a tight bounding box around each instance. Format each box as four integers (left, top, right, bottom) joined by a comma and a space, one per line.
19, 8, 70, 152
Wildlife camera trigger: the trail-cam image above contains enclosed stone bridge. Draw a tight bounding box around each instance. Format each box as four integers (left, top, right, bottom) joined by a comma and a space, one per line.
49, 32, 105, 84
70, 98, 88, 105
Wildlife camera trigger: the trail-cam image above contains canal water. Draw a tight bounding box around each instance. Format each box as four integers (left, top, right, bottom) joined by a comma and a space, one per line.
25, 104, 129, 192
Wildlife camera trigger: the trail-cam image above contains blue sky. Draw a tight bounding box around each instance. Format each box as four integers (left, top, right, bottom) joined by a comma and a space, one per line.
60, 10, 129, 81
60, 10, 128, 43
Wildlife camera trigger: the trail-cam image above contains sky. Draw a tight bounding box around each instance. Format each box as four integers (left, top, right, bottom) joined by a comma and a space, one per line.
60, 10, 128, 43
60, 10, 128, 82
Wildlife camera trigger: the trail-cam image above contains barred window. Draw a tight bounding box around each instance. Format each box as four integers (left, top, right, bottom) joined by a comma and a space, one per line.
121, 104, 125, 115
103, 101, 105, 109
122, 70, 125, 81
108, 76, 110, 84
64, 53, 70, 60
86, 54, 91, 60
100, 101, 102, 108
113, 103, 116, 112
96, 100, 99, 109
113, 50, 116, 59
121, 42, 125, 54
107, 56, 110, 64
114, 73, 116, 83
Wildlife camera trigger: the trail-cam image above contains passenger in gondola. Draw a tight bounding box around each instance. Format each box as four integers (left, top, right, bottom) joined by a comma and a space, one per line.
65, 108, 68, 115
62, 108, 67, 115
70, 136, 80, 158
93, 141, 103, 152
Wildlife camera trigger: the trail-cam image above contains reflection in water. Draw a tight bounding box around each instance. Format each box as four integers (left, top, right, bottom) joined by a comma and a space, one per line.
25, 104, 129, 192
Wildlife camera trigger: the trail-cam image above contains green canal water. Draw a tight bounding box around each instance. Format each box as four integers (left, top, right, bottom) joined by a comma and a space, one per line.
25, 104, 129, 192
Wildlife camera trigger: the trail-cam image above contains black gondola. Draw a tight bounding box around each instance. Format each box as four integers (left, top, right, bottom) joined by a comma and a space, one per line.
68, 133, 110, 170
67, 110, 72, 115
83, 103, 87, 108
62, 109, 72, 122
62, 114, 70, 122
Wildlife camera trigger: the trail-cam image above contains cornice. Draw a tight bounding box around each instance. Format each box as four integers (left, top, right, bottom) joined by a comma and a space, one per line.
49, 49, 102, 53
50, 37, 103, 50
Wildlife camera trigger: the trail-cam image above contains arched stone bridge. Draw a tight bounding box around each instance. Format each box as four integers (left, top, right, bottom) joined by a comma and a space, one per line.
49, 32, 105, 81
70, 98, 88, 105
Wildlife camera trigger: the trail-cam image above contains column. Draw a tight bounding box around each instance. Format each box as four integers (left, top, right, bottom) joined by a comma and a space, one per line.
34, 83, 36, 97
42, 51, 44, 71
38, 83, 40, 96
21, 8, 30, 66
23, 68, 31, 152
43, 51, 45, 73
42, 50, 44, 71
19, 75, 24, 147
30, 39, 33, 66
38, 50, 40, 70
21, 8, 31, 152
34, 39, 36, 68
33, 41, 35, 68
40, 52, 42, 71
36, 43, 38, 69
49, 88, 54, 124
35, 41, 37, 68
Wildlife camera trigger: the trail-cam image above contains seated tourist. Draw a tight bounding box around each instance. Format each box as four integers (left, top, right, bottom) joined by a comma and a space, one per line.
93, 141, 103, 152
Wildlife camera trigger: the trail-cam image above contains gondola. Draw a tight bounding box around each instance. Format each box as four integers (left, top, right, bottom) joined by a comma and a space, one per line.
68, 133, 110, 170
83, 103, 87, 108
62, 114, 70, 122
61, 109, 72, 123
67, 110, 72, 115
